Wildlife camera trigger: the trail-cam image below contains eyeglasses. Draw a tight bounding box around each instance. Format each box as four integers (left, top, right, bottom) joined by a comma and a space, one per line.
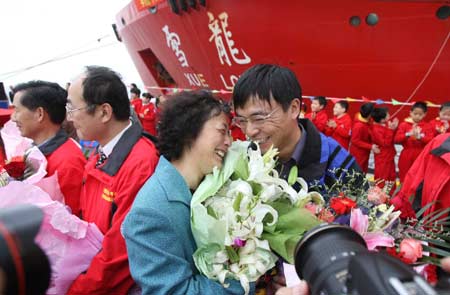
65, 104, 91, 116
233, 107, 280, 129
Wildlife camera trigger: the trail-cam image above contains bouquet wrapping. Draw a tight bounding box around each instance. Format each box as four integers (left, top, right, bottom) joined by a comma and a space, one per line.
191, 141, 320, 293
0, 120, 103, 294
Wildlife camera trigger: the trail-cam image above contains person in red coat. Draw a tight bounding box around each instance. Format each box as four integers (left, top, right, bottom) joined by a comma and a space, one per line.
429, 102, 450, 137
325, 100, 352, 149
138, 93, 157, 136
129, 86, 142, 113
349, 103, 379, 173
11, 81, 86, 216
391, 133, 450, 219
66, 66, 159, 294
370, 107, 399, 189
394, 102, 433, 182
305, 96, 328, 133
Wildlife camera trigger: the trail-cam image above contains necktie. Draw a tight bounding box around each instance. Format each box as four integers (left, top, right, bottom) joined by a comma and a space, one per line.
96, 150, 107, 167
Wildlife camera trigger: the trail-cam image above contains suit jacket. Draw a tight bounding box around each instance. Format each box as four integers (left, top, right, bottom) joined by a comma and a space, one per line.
123, 156, 251, 295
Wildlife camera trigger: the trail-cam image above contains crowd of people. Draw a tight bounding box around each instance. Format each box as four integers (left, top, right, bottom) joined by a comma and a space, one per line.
1, 63, 449, 294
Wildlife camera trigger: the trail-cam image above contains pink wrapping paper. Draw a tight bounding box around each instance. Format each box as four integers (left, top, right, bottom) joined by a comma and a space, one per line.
0, 181, 103, 294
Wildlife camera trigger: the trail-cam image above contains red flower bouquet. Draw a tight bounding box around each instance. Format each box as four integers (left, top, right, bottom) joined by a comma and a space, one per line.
3, 155, 26, 179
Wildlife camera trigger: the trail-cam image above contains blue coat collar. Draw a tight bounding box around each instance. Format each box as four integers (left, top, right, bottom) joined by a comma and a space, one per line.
156, 156, 191, 206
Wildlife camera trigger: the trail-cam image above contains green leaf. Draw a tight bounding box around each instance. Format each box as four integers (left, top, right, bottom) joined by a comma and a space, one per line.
422, 238, 450, 249
288, 166, 298, 186
422, 245, 450, 257
420, 256, 442, 266
206, 206, 218, 219
225, 246, 240, 264
233, 192, 244, 212
422, 208, 450, 226
416, 202, 435, 219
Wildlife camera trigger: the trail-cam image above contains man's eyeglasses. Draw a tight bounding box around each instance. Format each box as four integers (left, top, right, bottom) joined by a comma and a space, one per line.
65, 104, 91, 116
233, 107, 280, 129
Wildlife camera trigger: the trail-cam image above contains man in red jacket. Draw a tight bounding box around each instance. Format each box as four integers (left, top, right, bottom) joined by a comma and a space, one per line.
66, 66, 159, 294
394, 102, 433, 182
305, 96, 328, 133
350, 102, 379, 173
11, 81, 86, 216
325, 101, 352, 149
391, 133, 450, 219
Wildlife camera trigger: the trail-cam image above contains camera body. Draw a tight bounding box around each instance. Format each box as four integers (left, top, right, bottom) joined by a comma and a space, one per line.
0, 205, 50, 295
294, 224, 449, 295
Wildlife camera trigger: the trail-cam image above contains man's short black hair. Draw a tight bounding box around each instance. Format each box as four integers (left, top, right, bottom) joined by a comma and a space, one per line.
232, 64, 302, 112
314, 96, 327, 108
411, 101, 427, 113
82, 66, 130, 121
13, 81, 67, 124
360, 102, 374, 119
371, 107, 388, 123
336, 100, 349, 112
157, 90, 229, 161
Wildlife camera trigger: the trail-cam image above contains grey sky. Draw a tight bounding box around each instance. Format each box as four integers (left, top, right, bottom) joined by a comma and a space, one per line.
0, 0, 143, 90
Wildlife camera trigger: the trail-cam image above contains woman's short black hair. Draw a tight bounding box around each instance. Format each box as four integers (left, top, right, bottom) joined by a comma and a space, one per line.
157, 90, 229, 161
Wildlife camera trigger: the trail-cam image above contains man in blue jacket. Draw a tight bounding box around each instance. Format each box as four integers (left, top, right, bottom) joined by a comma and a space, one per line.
232, 64, 362, 192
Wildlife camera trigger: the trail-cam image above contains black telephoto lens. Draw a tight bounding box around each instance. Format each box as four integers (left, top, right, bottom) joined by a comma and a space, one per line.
294, 224, 367, 295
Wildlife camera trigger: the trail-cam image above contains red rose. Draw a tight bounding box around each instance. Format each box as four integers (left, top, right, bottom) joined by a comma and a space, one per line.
330, 196, 357, 215
423, 264, 438, 284
399, 239, 423, 263
318, 208, 335, 223
3, 156, 26, 179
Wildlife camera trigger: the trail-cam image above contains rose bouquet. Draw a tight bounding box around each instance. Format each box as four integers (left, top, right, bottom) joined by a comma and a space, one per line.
0, 120, 104, 294
191, 141, 321, 294
306, 169, 450, 283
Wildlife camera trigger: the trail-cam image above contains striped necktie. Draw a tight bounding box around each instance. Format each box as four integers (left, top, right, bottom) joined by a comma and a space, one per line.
96, 150, 107, 167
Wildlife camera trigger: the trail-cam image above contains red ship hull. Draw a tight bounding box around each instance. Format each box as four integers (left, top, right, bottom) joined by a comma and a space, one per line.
116, 0, 449, 119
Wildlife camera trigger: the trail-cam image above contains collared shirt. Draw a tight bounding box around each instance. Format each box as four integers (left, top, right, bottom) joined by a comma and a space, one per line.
100, 121, 132, 157
278, 124, 307, 180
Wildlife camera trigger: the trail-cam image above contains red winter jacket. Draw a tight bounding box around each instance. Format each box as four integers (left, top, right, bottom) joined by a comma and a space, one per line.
305, 109, 328, 133
325, 113, 352, 149
371, 123, 397, 183
39, 130, 86, 216
130, 98, 142, 114
391, 133, 450, 218
394, 119, 433, 181
429, 117, 449, 137
138, 103, 157, 136
67, 123, 159, 295
349, 114, 372, 173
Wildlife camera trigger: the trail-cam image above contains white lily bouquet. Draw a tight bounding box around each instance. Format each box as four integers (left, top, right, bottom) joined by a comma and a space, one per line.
190, 141, 321, 294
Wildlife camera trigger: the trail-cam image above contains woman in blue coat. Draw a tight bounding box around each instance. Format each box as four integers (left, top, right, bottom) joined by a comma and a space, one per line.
123, 91, 253, 294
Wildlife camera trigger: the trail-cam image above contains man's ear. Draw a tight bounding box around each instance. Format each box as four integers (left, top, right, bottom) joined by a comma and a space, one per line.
35, 107, 45, 123
290, 98, 301, 119
99, 103, 113, 123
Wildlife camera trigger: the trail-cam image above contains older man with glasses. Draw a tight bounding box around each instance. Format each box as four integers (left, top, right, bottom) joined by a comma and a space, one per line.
65, 66, 159, 295
11, 80, 86, 216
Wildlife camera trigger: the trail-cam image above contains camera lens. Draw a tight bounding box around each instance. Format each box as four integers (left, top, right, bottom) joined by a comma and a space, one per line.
294, 224, 367, 295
